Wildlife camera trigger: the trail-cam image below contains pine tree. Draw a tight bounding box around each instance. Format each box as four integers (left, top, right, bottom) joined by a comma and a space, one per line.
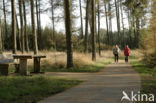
63, 0, 74, 68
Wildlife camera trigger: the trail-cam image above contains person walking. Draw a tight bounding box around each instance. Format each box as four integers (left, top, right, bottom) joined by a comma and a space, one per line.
113, 45, 120, 63
124, 45, 130, 62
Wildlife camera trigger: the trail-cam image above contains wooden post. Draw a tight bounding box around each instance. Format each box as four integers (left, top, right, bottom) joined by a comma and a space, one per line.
34, 58, 40, 73
33, 55, 46, 73
19, 59, 28, 75
34, 57, 40, 73
15, 64, 20, 73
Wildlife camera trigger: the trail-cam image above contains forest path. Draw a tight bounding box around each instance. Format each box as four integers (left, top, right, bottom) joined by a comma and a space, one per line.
39, 60, 141, 103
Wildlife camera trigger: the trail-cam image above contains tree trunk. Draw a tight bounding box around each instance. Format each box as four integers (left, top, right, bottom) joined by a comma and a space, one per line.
11, 0, 17, 54
136, 17, 140, 48
3, 0, 8, 42
63, 0, 73, 68
91, 0, 96, 61
36, 0, 40, 50
0, 17, 2, 54
98, 0, 101, 56
104, 0, 109, 44
79, 0, 83, 38
19, 0, 25, 53
30, 0, 38, 54
114, 0, 121, 45
15, 11, 21, 51
108, 3, 113, 44
23, 1, 29, 52
51, 0, 56, 50
84, 0, 89, 53
132, 16, 137, 47
127, 11, 131, 45
120, 0, 125, 47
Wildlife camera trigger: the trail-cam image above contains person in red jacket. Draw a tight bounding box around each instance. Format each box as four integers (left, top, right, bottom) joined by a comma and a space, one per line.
124, 45, 130, 62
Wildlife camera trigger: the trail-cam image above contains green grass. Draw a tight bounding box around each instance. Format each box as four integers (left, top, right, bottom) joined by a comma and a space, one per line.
131, 58, 156, 101
0, 76, 82, 103
9, 57, 113, 73
131, 60, 156, 77
40, 58, 113, 72
9, 58, 113, 73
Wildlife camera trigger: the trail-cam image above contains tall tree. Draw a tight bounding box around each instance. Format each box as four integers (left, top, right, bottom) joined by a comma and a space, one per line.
15, 11, 22, 51
124, 0, 148, 47
127, 10, 132, 45
36, 0, 42, 50
30, 0, 38, 54
98, 0, 101, 56
91, 0, 96, 61
108, 3, 113, 44
79, 0, 83, 38
120, 0, 125, 47
63, 0, 73, 68
0, 17, 2, 54
19, 0, 25, 53
50, 0, 56, 50
84, 0, 89, 53
114, 0, 121, 45
11, 0, 17, 54
3, 0, 8, 41
23, 1, 29, 52
104, 0, 110, 44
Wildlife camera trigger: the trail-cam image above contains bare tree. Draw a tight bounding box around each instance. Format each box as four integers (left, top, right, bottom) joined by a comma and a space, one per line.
36, 0, 42, 50
84, 0, 89, 53
120, 0, 125, 46
30, 0, 38, 54
23, 1, 29, 52
108, 3, 113, 44
11, 0, 17, 54
114, 0, 121, 45
0, 17, 2, 54
98, 0, 101, 56
79, 0, 83, 38
50, 0, 56, 50
91, 0, 96, 61
3, 0, 8, 40
104, 0, 109, 44
19, 0, 25, 53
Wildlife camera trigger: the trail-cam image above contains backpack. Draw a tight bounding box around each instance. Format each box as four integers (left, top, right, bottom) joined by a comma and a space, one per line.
113, 48, 118, 55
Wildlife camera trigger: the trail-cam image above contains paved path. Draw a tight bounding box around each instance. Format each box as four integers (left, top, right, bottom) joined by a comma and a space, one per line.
39, 61, 141, 103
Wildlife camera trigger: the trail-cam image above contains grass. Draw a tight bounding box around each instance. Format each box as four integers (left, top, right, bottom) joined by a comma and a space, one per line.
8, 52, 114, 73
0, 76, 82, 103
131, 58, 156, 101
8, 50, 141, 73
38, 58, 113, 72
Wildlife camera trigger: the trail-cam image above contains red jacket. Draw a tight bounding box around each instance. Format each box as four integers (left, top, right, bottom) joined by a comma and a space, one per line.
124, 46, 130, 56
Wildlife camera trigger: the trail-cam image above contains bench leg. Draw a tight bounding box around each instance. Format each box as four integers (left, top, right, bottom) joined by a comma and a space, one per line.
19, 59, 28, 75
15, 64, 20, 73
0, 64, 9, 76
34, 58, 41, 73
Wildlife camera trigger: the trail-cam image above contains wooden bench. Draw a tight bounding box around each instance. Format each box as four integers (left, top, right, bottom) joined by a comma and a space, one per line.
0, 54, 18, 76
33, 55, 46, 73
13, 54, 32, 76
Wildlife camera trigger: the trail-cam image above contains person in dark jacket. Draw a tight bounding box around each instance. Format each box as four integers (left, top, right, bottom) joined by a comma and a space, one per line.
124, 45, 130, 62
113, 45, 120, 63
